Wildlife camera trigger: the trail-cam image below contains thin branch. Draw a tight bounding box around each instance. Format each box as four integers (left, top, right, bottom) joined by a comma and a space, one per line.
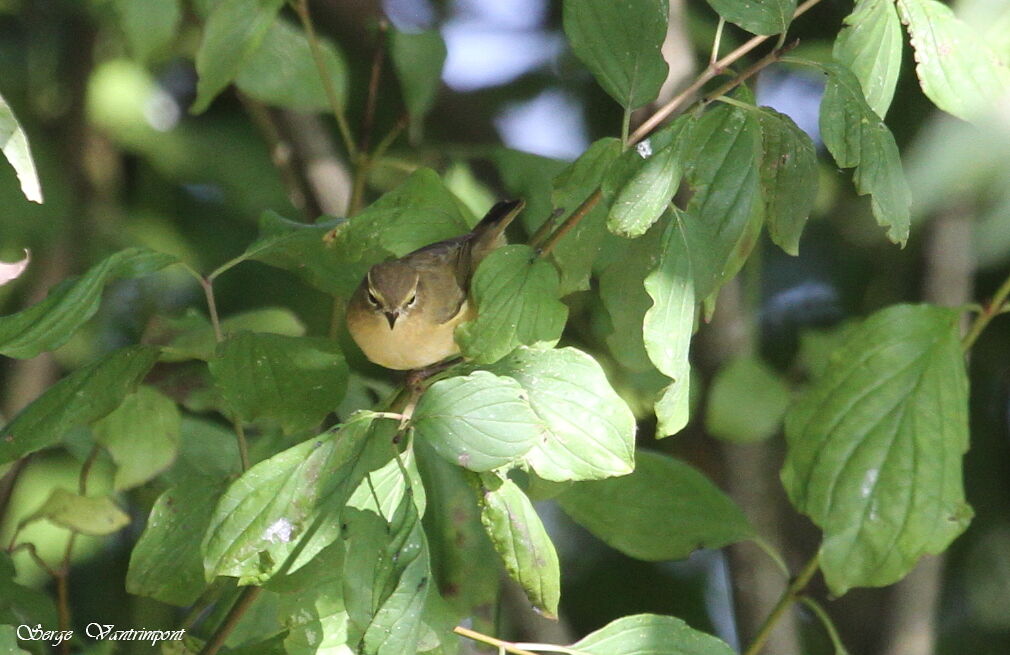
628, 0, 823, 145
961, 269, 1010, 351
701, 40, 799, 105
453, 626, 541, 655
800, 596, 851, 655
710, 17, 726, 66
293, 0, 357, 161
197, 586, 264, 655
537, 190, 602, 258
359, 19, 389, 156
743, 554, 821, 655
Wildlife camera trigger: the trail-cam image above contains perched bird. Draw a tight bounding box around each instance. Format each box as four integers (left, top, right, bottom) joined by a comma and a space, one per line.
346, 199, 525, 370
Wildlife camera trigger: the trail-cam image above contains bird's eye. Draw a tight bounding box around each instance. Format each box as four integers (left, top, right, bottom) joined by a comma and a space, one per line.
366, 290, 380, 306
406, 293, 417, 307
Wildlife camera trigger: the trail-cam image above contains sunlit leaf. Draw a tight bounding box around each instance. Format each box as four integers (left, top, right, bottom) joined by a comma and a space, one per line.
485, 346, 636, 481
456, 245, 568, 364
412, 371, 546, 472
834, 0, 904, 118
558, 450, 753, 561
562, 0, 670, 108
643, 214, 695, 437
0, 249, 29, 287
782, 304, 972, 595
570, 613, 736, 655
896, 0, 1010, 121
478, 475, 559, 618
0, 92, 42, 203
0, 345, 161, 465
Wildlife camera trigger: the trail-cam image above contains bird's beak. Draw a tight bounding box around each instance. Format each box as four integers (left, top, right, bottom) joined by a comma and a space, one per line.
384, 311, 398, 330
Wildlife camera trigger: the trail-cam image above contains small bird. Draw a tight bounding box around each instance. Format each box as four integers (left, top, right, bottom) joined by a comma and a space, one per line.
346, 199, 525, 371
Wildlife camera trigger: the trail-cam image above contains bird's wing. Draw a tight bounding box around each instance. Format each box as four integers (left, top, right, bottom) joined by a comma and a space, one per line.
412, 245, 469, 325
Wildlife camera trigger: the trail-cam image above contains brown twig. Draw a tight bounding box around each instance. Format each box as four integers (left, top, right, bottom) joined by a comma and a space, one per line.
702, 40, 800, 105
537, 190, 602, 258
197, 586, 264, 655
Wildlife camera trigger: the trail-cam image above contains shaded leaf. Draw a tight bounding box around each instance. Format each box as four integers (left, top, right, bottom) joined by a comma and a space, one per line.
236, 18, 348, 112
158, 306, 305, 363
412, 371, 546, 472
456, 245, 568, 364
570, 613, 736, 655
0, 553, 58, 628
683, 102, 764, 299
548, 138, 622, 295
389, 28, 446, 139
706, 0, 796, 36
558, 450, 753, 560
782, 304, 972, 595
192, 0, 286, 113
210, 332, 348, 433
705, 355, 791, 443
93, 385, 181, 490
0, 345, 161, 465
0, 248, 175, 359
19, 488, 130, 536
0, 92, 42, 203
562, 0, 670, 108
643, 214, 695, 437
834, 0, 904, 118
757, 107, 819, 256
897, 0, 1010, 122
485, 346, 636, 481
127, 477, 228, 606
478, 475, 559, 618
114, 0, 181, 63
819, 61, 911, 246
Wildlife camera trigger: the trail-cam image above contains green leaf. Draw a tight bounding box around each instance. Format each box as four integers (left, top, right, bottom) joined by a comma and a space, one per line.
127, 478, 229, 606
705, 355, 791, 443
683, 101, 764, 299
93, 386, 180, 490
347, 444, 427, 518
235, 18, 348, 112
192, 0, 286, 113
599, 222, 664, 371
414, 440, 499, 615
569, 613, 736, 655
757, 107, 819, 256
782, 304, 972, 595
608, 143, 681, 239
896, 0, 1010, 122
705, 0, 797, 36
19, 488, 130, 536
0, 625, 30, 655
0, 345, 161, 465
562, 0, 670, 109
456, 245, 568, 364
478, 475, 560, 618
0, 553, 58, 628
643, 214, 695, 437
0, 88, 42, 204
114, 0, 182, 64
558, 450, 753, 560
0, 247, 175, 358
202, 414, 389, 583
819, 61, 911, 246
833, 0, 904, 118
246, 212, 348, 296
159, 306, 306, 362
412, 371, 546, 472
548, 138, 622, 295
279, 555, 353, 653
209, 332, 348, 433
389, 28, 446, 140
485, 346, 636, 481
344, 497, 430, 655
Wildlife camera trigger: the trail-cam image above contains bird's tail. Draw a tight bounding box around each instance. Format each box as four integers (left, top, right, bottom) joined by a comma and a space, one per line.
470, 199, 525, 261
